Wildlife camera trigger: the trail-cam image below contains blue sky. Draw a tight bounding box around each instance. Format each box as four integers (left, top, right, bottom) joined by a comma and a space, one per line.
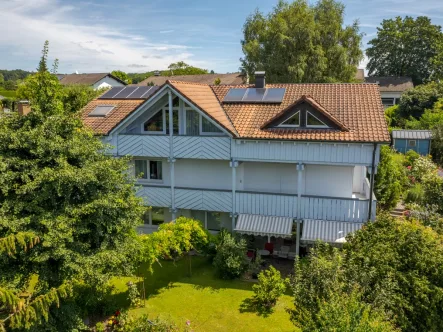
1, 0, 443, 74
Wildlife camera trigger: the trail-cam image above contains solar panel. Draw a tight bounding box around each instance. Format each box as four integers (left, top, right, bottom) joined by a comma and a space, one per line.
223, 88, 247, 102
243, 88, 266, 102
263, 88, 286, 103
113, 86, 139, 99
99, 87, 124, 99
129, 86, 152, 99
88, 105, 115, 117
140, 86, 160, 99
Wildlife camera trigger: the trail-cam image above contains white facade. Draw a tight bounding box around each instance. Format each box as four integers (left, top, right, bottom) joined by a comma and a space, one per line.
106, 86, 379, 235
93, 76, 125, 90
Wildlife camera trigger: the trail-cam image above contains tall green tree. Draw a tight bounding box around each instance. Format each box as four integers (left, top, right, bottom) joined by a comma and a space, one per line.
1, 42, 144, 330
241, 0, 363, 83
165, 61, 208, 76
366, 16, 443, 85
111, 70, 132, 84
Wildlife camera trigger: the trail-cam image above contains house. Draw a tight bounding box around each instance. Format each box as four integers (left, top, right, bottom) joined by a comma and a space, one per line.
81, 72, 390, 252
365, 77, 413, 109
392, 130, 432, 155
59, 73, 127, 90
355, 69, 364, 81
136, 72, 246, 86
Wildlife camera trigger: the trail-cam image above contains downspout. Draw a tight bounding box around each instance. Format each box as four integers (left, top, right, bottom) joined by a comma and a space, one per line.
368, 143, 377, 221
168, 91, 176, 220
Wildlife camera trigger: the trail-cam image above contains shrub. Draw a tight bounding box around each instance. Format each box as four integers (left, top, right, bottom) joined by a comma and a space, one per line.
374, 146, 403, 209
115, 313, 183, 332
127, 281, 142, 307
422, 172, 443, 213
405, 183, 425, 204
95, 321, 106, 332
252, 266, 287, 309
409, 155, 437, 182
404, 149, 420, 167
213, 232, 248, 279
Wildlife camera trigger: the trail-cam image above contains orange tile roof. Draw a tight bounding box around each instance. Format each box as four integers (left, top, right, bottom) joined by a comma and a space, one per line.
167, 80, 238, 136
81, 99, 145, 135
211, 83, 390, 143
81, 81, 390, 143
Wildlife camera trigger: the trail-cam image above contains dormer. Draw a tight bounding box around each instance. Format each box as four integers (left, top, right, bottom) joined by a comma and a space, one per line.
261, 95, 348, 131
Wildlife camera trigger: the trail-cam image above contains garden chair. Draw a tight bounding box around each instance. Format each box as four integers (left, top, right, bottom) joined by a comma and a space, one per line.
278, 246, 290, 259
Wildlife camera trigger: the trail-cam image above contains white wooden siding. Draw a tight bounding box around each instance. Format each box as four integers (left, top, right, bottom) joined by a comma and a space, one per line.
118, 135, 169, 157
300, 196, 368, 222
136, 186, 171, 207
232, 141, 379, 165
173, 136, 230, 160
175, 188, 232, 212
236, 192, 298, 218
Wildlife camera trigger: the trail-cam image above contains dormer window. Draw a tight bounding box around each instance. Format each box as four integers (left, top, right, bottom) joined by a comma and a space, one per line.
306, 111, 328, 128
278, 111, 300, 127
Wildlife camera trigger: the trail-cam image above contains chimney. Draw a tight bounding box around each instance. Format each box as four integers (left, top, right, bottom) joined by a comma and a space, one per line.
154, 70, 160, 76
255, 71, 265, 89
17, 101, 31, 116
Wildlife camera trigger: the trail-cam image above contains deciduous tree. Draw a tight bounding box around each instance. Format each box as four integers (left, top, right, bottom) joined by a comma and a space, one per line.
241, 0, 363, 83
366, 16, 443, 85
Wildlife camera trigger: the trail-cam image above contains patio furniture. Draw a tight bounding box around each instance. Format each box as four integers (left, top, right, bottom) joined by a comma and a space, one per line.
278, 246, 290, 259
264, 242, 274, 254
258, 249, 270, 257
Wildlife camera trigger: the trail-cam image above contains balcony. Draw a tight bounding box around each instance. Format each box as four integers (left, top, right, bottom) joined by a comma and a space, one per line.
137, 185, 375, 223
117, 134, 231, 160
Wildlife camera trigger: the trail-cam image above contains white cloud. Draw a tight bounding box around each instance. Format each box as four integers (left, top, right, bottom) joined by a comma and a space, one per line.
160, 30, 175, 34
0, 0, 204, 73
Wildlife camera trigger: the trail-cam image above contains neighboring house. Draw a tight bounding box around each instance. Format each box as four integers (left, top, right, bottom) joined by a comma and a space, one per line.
365, 77, 414, 109
60, 73, 126, 90
392, 130, 432, 155
355, 69, 364, 81
136, 72, 246, 86
81, 72, 390, 252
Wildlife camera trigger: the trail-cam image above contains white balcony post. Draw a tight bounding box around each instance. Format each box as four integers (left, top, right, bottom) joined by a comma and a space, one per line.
296, 163, 304, 257
168, 91, 176, 220
230, 160, 238, 230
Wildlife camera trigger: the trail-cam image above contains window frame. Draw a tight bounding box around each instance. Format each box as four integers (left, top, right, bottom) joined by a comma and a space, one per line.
141, 109, 166, 134
278, 111, 300, 128
408, 140, 417, 147
134, 159, 163, 183
306, 111, 329, 128
143, 207, 165, 226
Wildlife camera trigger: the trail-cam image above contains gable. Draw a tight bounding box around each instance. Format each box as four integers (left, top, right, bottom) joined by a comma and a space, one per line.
262, 96, 348, 131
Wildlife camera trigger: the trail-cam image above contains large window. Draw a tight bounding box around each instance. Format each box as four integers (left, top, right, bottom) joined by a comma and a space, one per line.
165, 110, 179, 135
201, 117, 223, 134
143, 110, 163, 132
134, 160, 162, 181
190, 210, 223, 231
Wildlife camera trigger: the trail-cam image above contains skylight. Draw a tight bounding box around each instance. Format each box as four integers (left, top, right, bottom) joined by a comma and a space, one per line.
88, 105, 115, 117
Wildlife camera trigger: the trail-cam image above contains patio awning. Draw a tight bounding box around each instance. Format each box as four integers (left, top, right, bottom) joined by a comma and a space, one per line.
234, 214, 294, 238
301, 219, 364, 244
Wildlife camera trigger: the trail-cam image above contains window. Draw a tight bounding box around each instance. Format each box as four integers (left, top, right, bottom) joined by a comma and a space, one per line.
381, 98, 395, 109
190, 210, 206, 225
201, 117, 222, 134
143, 207, 165, 225
134, 160, 162, 181
279, 111, 300, 127
408, 140, 417, 147
306, 111, 328, 128
186, 109, 200, 136
143, 110, 163, 132
89, 105, 115, 117
207, 212, 221, 231
165, 110, 179, 135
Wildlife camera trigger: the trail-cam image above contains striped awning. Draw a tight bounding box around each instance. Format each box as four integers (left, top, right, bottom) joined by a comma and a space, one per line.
234, 214, 294, 238
301, 219, 364, 244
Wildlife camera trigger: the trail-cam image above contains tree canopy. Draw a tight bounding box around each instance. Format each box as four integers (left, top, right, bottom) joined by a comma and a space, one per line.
0, 42, 145, 330
111, 70, 132, 84
366, 16, 443, 85
240, 0, 363, 83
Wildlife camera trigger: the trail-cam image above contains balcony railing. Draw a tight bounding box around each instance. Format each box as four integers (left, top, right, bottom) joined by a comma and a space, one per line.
137, 185, 375, 223
117, 134, 231, 160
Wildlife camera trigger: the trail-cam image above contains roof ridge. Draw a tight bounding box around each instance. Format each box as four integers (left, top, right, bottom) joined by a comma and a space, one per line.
166, 80, 210, 86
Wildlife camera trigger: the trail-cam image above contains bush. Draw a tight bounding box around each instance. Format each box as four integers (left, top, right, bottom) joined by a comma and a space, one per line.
404, 149, 420, 167
213, 232, 248, 279
374, 146, 403, 209
405, 183, 425, 204
115, 313, 184, 332
409, 155, 437, 182
252, 266, 287, 309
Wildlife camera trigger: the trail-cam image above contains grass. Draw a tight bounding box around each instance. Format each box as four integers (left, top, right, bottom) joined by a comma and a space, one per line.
110, 256, 296, 332
0, 89, 17, 98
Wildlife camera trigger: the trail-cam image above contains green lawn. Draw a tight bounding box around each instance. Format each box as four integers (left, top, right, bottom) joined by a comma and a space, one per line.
0, 89, 17, 98
111, 257, 296, 332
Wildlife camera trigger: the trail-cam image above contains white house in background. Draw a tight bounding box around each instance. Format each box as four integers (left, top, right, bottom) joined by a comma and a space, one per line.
365, 76, 414, 109
81, 72, 390, 254
59, 73, 126, 90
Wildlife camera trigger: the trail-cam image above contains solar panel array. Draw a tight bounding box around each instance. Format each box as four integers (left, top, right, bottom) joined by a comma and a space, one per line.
223, 88, 286, 103
99, 86, 160, 100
